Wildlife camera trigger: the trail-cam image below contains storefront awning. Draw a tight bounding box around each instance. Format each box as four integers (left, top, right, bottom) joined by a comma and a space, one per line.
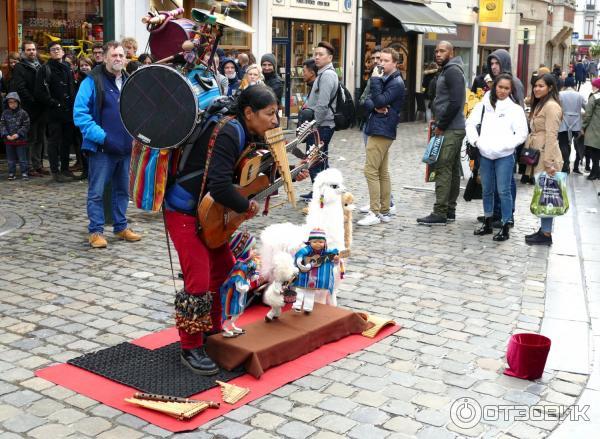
372, 0, 457, 35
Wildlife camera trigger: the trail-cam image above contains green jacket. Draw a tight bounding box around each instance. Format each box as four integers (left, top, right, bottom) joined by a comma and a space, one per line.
583, 92, 600, 149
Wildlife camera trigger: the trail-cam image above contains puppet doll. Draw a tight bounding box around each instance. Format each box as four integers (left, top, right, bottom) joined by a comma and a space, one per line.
292, 229, 339, 314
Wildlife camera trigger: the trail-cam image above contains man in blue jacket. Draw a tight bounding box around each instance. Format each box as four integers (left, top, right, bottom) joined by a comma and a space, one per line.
358, 47, 405, 226
74, 41, 141, 248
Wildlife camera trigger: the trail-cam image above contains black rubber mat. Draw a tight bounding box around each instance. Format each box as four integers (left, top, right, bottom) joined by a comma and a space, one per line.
68, 342, 244, 397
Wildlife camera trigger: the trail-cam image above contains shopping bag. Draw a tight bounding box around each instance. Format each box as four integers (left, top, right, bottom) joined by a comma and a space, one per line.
422, 135, 444, 165
530, 172, 569, 217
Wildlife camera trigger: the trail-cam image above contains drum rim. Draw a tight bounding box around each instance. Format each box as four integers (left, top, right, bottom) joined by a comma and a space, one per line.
120, 64, 199, 149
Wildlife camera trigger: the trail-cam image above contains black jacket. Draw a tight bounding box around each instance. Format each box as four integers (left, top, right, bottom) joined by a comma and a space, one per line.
11, 59, 42, 121
34, 59, 75, 122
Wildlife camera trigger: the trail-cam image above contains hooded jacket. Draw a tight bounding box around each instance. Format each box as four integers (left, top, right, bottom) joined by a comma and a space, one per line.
487, 49, 525, 106
219, 57, 240, 97
466, 93, 528, 160
11, 56, 42, 121
260, 53, 283, 103
1, 92, 30, 145
432, 56, 466, 131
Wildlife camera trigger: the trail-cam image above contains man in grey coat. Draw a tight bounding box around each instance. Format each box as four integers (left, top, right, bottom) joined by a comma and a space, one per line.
299, 41, 339, 201
417, 41, 465, 225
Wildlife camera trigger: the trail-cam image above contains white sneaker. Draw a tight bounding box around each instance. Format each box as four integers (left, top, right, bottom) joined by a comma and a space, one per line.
361, 200, 396, 215
379, 213, 392, 223
357, 212, 381, 226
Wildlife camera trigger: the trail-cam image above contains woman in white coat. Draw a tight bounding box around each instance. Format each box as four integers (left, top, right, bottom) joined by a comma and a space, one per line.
466, 73, 529, 241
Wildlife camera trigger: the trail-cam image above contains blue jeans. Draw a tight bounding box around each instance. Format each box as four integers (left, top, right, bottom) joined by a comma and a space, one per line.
493, 174, 516, 219
87, 150, 131, 234
479, 154, 515, 224
6, 145, 29, 175
541, 217, 554, 233
307, 126, 334, 182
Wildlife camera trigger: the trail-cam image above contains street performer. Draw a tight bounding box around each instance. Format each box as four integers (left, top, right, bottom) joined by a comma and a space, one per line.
163, 85, 307, 375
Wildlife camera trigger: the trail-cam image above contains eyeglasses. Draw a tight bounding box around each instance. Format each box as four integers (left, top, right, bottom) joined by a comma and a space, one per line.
49, 47, 63, 52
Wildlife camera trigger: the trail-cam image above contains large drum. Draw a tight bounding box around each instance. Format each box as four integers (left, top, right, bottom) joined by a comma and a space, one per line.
120, 64, 210, 149
148, 18, 197, 60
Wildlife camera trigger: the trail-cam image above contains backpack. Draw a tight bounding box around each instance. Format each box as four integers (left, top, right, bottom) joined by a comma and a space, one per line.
329, 83, 356, 131
130, 100, 245, 212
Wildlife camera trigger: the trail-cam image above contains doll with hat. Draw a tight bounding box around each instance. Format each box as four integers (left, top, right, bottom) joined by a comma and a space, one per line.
220, 231, 259, 337
291, 228, 339, 314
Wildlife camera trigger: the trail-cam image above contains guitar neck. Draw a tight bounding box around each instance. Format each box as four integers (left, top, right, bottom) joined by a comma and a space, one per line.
253, 163, 309, 202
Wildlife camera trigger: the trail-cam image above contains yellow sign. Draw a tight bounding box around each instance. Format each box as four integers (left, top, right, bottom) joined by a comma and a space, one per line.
426, 32, 437, 41
479, 26, 488, 44
479, 0, 503, 23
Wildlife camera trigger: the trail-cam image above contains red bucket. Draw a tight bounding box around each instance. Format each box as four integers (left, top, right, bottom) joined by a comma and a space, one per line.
504, 333, 551, 380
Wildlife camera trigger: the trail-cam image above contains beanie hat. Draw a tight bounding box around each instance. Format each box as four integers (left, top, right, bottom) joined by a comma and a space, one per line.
260, 53, 277, 69
592, 78, 600, 89
564, 75, 576, 88
229, 231, 256, 260
307, 228, 327, 241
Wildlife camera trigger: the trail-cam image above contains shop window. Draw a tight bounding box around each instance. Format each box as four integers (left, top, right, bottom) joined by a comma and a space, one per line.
189, 0, 252, 50
287, 21, 345, 117
18, 0, 103, 60
272, 18, 288, 39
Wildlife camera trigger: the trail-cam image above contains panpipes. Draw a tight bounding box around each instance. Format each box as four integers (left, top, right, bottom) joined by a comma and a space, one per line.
265, 127, 296, 208
216, 380, 250, 404
125, 393, 219, 420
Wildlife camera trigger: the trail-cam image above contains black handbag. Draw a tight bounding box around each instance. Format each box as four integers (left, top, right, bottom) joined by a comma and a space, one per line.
466, 105, 485, 160
464, 169, 482, 201
519, 148, 540, 166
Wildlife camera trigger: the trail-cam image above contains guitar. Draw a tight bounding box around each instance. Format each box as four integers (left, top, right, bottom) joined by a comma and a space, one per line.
197, 144, 323, 249
236, 120, 316, 186
303, 249, 351, 267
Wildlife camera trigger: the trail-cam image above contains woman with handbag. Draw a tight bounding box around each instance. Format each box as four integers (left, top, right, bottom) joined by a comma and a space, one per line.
466, 73, 528, 241
524, 74, 564, 246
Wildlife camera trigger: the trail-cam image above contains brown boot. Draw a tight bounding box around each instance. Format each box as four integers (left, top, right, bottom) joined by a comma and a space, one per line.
89, 233, 108, 248
115, 228, 142, 242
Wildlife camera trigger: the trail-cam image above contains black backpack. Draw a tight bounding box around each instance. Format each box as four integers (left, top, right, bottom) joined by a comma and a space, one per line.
328, 83, 355, 130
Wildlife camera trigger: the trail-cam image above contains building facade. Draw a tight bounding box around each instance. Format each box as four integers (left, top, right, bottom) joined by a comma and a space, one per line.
574, 0, 600, 59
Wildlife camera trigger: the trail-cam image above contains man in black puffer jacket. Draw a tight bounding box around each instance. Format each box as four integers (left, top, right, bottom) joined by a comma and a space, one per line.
35, 41, 76, 182
12, 41, 48, 176
260, 53, 283, 105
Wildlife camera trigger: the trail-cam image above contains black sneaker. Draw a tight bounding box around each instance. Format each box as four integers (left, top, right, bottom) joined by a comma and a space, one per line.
447, 212, 456, 223
8, 174, 16, 181
525, 231, 552, 246
520, 174, 529, 184
585, 165, 591, 172
61, 170, 78, 180
299, 191, 313, 202
573, 168, 582, 175
417, 213, 447, 226
525, 228, 542, 240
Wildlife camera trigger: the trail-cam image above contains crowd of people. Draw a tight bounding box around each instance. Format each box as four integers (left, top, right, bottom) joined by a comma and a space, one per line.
2, 35, 600, 252
354, 40, 597, 246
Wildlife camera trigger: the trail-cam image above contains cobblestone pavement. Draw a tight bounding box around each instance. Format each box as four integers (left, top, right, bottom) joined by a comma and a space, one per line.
0, 122, 592, 438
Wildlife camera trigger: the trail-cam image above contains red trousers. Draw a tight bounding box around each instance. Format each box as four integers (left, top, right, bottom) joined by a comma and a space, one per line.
164, 210, 235, 349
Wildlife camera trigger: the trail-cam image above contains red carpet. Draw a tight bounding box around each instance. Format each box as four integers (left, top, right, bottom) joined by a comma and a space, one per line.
36, 305, 400, 432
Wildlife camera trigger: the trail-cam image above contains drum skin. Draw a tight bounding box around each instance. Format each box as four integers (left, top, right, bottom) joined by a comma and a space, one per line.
148, 18, 196, 60
120, 65, 198, 149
